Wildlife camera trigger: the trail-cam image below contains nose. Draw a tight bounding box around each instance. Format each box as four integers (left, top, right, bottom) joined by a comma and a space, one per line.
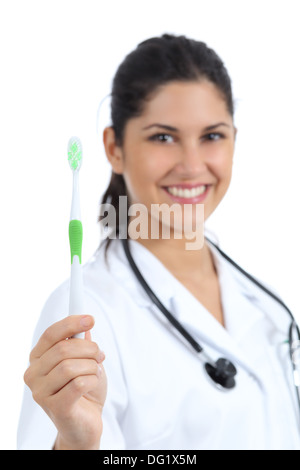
173, 142, 207, 177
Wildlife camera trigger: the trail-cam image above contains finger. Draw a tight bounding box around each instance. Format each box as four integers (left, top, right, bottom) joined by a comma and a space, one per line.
36, 338, 104, 376
44, 358, 101, 396
30, 315, 95, 361
47, 374, 101, 416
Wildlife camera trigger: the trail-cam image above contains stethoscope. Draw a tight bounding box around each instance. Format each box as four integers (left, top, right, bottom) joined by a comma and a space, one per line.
122, 237, 300, 410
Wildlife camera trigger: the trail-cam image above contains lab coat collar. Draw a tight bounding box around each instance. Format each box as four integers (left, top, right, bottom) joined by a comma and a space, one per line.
105, 237, 290, 340
104, 237, 291, 382
168, 245, 287, 382
116, 238, 269, 380
170, 244, 264, 358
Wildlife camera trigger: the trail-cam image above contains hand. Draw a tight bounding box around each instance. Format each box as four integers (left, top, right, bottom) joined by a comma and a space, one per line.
24, 315, 107, 450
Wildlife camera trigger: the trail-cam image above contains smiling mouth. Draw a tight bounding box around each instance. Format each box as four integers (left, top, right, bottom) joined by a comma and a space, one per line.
164, 184, 209, 198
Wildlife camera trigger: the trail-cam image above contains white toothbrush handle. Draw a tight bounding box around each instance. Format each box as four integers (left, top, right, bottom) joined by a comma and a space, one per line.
69, 255, 84, 313
69, 256, 85, 339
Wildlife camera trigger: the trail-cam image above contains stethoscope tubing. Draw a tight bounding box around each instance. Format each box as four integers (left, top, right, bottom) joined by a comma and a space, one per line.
121, 236, 300, 413
122, 236, 203, 354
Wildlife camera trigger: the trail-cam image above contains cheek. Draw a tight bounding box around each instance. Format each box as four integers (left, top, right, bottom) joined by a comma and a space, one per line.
122, 158, 160, 206
137, 145, 173, 176
124, 147, 170, 190
210, 146, 234, 181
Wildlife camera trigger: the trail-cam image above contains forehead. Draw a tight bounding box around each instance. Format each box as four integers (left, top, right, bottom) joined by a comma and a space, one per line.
139, 80, 231, 126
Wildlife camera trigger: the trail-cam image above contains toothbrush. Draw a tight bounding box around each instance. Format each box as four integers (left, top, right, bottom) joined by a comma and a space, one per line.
68, 136, 84, 338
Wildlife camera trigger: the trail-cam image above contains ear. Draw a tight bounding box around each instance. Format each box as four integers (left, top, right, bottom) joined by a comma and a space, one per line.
103, 126, 124, 174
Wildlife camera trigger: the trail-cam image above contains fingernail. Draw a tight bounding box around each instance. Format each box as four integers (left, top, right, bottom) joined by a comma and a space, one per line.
80, 315, 94, 328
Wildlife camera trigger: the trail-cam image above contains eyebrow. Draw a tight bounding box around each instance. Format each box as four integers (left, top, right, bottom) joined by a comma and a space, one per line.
142, 122, 231, 132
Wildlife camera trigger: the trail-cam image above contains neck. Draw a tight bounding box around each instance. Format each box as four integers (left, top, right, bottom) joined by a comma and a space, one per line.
135, 235, 216, 281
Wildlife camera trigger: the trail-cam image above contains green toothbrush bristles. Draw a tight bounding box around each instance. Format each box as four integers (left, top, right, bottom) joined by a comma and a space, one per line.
68, 137, 82, 171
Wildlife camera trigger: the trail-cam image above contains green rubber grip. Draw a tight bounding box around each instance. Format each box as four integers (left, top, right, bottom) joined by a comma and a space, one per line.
69, 219, 83, 264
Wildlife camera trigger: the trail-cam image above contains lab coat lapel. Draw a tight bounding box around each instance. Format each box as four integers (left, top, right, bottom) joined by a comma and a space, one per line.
111, 238, 288, 384
169, 248, 275, 386
170, 284, 263, 378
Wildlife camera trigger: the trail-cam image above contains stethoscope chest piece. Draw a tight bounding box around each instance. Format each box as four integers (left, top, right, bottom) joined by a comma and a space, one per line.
204, 358, 237, 390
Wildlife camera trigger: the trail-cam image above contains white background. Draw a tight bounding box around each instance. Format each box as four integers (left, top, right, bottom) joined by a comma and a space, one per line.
1, 0, 299, 450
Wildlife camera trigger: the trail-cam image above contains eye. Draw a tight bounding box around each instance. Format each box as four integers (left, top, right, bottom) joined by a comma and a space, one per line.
202, 132, 225, 142
149, 133, 175, 143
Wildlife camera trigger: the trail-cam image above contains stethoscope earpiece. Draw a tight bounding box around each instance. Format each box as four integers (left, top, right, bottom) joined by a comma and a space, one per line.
204, 358, 237, 390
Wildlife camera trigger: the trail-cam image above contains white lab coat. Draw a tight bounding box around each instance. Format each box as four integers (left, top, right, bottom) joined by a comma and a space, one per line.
17, 238, 300, 450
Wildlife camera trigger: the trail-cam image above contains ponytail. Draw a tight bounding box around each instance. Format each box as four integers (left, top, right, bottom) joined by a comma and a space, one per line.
99, 172, 129, 252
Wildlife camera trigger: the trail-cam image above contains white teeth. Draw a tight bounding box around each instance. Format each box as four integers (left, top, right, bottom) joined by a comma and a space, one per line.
167, 185, 206, 198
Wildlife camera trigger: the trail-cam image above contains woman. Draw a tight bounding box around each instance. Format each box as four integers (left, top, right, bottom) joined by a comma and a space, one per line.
18, 34, 300, 450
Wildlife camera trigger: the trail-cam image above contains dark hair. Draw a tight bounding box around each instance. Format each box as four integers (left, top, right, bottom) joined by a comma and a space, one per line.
99, 33, 234, 247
